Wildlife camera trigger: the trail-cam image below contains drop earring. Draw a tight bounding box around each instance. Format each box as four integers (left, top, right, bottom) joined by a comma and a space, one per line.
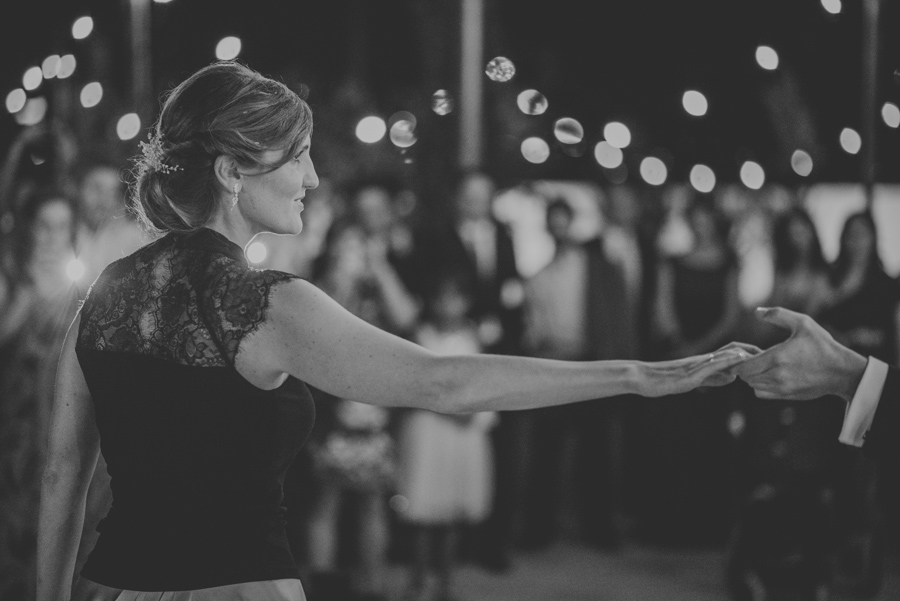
231, 183, 241, 210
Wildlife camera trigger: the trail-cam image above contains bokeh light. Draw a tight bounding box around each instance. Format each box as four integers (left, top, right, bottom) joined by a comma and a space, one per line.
755, 46, 779, 70
882, 102, 900, 128
839, 127, 861, 154
72, 16, 93, 40
516, 89, 548, 115
116, 113, 142, 141
15, 97, 48, 126
791, 150, 813, 177
740, 161, 765, 189
604, 122, 631, 149
521, 137, 550, 164
682, 90, 708, 116
356, 116, 387, 143
42, 55, 61, 79
66, 258, 86, 282
593, 141, 623, 169
246, 242, 267, 264
689, 164, 716, 193
821, 0, 841, 14
639, 157, 667, 186
553, 118, 584, 144
80, 82, 103, 108
431, 90, 453, 115
389, 119, 417, 148
23, 67, 42, 91
154, 0, 174, 3
6, 89, 27, 114
215, 36, 242, 60
485, 56, 516, 82
58, 55, 76, 79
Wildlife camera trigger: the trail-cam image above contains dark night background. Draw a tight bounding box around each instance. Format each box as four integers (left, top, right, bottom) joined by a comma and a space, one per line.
2, 0, 900, 194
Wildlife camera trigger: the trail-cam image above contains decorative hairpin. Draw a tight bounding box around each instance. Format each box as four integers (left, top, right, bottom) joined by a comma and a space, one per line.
139, 132, 183, 175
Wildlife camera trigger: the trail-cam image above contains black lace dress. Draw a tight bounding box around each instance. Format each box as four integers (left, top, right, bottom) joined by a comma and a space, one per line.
75, 227, 315, 591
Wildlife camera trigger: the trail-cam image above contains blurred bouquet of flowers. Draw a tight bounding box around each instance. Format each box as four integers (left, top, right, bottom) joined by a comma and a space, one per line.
311, 400, 395, 491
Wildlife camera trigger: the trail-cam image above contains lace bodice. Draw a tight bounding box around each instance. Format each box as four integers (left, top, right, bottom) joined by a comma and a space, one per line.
77, 227, 298, 368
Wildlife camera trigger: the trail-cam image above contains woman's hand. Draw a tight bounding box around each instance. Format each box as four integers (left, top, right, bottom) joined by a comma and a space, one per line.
635, 342, 759, 398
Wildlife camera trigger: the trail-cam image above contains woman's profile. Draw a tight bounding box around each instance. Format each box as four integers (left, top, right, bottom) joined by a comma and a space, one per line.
37, 61, 751, 601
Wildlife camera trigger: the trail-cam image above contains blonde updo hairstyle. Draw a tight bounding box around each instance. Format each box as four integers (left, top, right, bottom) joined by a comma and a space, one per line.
132, 61, 313, 233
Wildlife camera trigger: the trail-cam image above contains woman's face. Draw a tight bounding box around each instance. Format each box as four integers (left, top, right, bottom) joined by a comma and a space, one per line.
238, 135, 319, 236
31, 199, 73, 262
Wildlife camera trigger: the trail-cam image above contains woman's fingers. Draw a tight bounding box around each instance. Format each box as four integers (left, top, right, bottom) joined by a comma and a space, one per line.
714, 341, 763, 356
686, 349, 749, 387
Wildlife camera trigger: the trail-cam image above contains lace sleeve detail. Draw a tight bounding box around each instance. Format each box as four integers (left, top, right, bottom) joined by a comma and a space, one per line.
201, 260, 301, 365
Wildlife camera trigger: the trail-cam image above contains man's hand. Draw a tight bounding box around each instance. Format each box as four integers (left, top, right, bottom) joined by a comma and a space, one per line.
734, 307, 868, 402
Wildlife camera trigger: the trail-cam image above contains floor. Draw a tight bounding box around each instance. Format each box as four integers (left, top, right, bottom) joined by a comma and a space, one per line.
383, 542, 900, 601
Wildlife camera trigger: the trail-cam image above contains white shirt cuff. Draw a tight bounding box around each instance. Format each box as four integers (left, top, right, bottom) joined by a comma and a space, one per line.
839, 357, 890, 447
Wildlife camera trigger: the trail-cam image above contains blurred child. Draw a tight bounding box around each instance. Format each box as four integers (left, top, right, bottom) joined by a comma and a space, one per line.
397, 270, 497, 601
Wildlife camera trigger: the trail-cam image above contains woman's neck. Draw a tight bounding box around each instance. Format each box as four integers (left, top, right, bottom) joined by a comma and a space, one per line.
204, 208, 257, 250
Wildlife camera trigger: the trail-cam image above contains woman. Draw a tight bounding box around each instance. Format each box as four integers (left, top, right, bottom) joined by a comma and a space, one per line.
37, 62, 749, 601
646, 195, 744, 544
305, 216, 416, 601
818, 211, 900, 591
822, 211, 899, 364
768, 207, 832, 319
0, 189, 79, 601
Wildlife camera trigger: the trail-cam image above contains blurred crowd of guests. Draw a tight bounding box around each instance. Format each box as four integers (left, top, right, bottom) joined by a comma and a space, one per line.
1, 121, 899, 601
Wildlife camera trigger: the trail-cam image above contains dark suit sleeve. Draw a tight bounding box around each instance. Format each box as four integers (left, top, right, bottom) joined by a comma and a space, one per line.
863, 366, 900, 462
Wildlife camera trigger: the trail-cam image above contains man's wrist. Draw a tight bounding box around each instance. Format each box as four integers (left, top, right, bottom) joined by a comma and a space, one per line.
837, 346, 868, 403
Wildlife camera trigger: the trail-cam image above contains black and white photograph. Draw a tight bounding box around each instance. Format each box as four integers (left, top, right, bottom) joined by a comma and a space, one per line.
2, 1, 900, 600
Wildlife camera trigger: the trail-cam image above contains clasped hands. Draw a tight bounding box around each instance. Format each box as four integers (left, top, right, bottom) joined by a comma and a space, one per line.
686, 307, 868, 403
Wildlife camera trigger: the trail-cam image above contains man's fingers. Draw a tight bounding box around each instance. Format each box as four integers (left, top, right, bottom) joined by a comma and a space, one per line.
755, 306, 806, 334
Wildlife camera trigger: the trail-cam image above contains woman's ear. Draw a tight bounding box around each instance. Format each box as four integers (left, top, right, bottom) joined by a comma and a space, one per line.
213, 155, 240, 195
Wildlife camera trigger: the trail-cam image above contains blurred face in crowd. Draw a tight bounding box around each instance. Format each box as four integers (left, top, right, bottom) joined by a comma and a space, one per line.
80, 166, 123, 228
354, 186, 394, 236
330, 225, 367, 277
238, 136, 318, 236
844, 217, 876, 267
433, 281, 472, 326
31, 199, 74, 264
455, 173, 495, 222
546, 204, 574, 243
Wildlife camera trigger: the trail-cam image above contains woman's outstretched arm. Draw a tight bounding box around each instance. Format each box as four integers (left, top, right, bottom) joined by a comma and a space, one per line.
246, 280, 748, 414
37, 312, 100, 601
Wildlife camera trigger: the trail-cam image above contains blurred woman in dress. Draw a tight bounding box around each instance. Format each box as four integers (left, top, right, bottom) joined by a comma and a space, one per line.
646, 195, 743, 544
819, 211, 900, 591
0, 189, 79, 601
306, 215, 418, 601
